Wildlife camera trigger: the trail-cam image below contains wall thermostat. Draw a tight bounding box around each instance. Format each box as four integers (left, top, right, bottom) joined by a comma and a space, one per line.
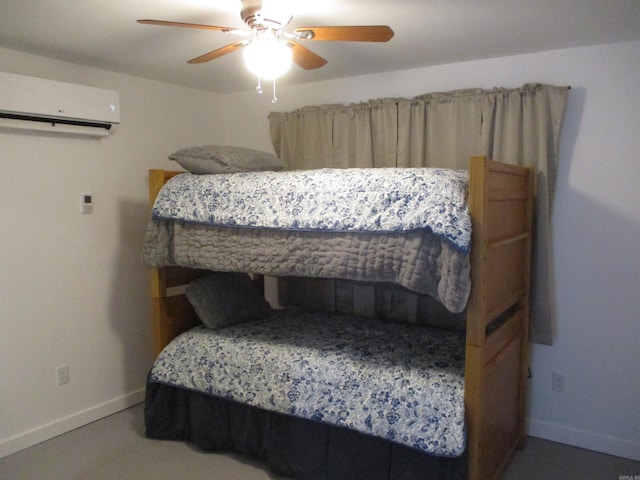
82, 194, 93, 214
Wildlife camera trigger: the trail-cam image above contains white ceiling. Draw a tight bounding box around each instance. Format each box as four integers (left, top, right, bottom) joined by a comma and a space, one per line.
1, 0, 639, 94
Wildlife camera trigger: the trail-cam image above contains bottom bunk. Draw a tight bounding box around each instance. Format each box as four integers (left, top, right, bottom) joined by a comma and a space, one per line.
144, 300, 468, 480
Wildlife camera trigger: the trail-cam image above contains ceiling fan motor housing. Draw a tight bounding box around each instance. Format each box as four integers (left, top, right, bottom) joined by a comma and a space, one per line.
241, 0, 292, 31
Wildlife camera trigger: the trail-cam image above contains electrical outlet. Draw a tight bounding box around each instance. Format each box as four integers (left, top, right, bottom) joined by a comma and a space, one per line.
552, 371, 565, 393
57, 365, 70, 386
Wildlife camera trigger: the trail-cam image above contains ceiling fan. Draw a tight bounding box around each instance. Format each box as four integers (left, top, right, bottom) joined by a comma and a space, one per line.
138, 0, 394, 101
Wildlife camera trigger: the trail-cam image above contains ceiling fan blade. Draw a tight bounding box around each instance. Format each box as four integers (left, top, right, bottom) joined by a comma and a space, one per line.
294, 25, 394, 42
137, 19, 243, 34
187, 41, 248, 64
288, 41, 327, 70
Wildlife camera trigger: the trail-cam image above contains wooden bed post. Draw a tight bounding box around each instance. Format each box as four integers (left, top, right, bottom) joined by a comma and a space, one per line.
465, 157, 533, 480
148, 169, 169, 357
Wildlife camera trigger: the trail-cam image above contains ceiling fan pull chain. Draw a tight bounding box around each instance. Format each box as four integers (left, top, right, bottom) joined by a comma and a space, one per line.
256, 76, 263, 94
272, 78, 278, 104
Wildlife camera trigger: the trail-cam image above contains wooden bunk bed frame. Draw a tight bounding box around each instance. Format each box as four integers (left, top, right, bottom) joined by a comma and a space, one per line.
146, 156, 533, 480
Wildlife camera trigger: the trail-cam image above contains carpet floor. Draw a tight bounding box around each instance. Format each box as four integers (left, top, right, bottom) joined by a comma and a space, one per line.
1, 404, 638, 480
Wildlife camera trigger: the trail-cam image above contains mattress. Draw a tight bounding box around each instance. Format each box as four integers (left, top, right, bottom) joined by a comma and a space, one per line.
148, 308, 466, 457
151, 168, 471, 250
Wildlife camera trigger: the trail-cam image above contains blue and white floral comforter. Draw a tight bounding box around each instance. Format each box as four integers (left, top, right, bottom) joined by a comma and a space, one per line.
149, 309, 466, 457
151, 168, 471, 252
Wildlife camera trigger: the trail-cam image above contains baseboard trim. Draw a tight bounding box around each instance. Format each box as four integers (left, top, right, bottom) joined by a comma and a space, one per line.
527, 418, 640, 462
4, 396, 638, 462
0, 389, 145, 459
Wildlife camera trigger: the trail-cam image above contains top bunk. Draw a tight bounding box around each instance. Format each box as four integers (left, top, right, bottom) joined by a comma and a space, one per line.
143, 157, 531, 317
143, 164, 472, 313
142, 155, 532, 333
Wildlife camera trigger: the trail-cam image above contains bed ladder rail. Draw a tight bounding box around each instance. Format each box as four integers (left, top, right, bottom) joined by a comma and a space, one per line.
465, 156, 534, 480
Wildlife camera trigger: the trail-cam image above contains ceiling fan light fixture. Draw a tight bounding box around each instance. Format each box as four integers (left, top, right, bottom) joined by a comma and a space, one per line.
243, 33, 292, 80
138, 6, 394, 102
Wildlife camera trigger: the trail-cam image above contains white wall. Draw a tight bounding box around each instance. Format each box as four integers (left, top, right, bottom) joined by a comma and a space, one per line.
222, 40, 640, 460
0, 47, 228, 457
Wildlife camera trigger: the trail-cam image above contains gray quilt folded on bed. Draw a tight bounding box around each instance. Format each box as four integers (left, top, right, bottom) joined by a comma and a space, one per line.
142, 219, 471, 313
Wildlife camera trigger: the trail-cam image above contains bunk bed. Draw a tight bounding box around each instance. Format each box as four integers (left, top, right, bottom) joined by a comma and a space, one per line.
141, 156, 533, 480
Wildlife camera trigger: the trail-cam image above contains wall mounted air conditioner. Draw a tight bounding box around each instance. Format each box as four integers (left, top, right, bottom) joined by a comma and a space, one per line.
0, 72, 120, 138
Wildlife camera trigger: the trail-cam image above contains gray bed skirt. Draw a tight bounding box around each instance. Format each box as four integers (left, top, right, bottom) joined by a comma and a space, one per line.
145, 379, 467, 480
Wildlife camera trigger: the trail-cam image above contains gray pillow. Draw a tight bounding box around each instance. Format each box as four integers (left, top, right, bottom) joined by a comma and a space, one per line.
186, 272, 273, 330
169, 145, 285, 174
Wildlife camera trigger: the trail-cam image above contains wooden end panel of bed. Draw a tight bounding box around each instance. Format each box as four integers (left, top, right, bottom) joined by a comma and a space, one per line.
151, 293, 199, 358
149, 265, 210, 357
149, 169, 182, 207
465, 157, 534, 480
148, 169, 208, 357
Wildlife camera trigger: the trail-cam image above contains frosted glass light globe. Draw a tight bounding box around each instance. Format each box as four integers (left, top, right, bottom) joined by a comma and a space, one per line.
243, 37, 292, 80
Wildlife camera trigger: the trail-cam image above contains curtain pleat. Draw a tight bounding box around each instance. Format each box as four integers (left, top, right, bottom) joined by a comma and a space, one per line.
269, 84, 569, 344
407, 89, 485, 169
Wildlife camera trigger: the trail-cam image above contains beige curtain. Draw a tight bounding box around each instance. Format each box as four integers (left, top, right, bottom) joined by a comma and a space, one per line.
481, 85, 569, 345
269, 84, 569, 345
269, 98, 404, 169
